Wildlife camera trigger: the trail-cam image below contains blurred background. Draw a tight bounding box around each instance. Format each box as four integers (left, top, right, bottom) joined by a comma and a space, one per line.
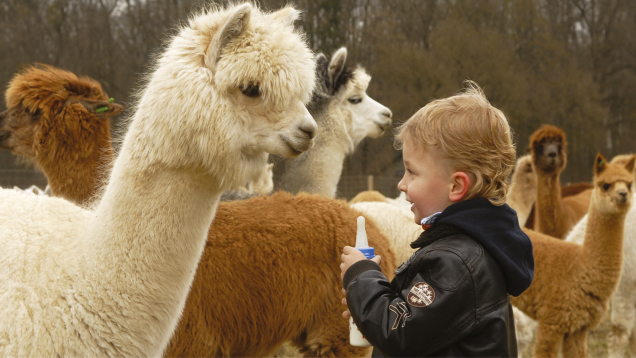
1, 0, 635, 199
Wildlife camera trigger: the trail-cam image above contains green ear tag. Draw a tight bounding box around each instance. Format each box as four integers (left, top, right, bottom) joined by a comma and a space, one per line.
599, 159, 605, 166
109, 98, 114, 103
95, 106, 109, 113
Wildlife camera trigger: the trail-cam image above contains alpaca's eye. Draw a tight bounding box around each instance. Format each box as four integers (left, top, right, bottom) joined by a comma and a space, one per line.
603, 183, 611, 191
628, 183, 632, 190
240, 84, 260, 98
348, 97, 362, 104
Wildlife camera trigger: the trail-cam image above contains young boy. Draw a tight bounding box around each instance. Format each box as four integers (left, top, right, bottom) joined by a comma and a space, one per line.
340, 82, 534, 357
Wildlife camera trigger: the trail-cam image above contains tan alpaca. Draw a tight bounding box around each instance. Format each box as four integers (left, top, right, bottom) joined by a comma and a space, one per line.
512, 153, 636, 358
530, 125, 592, 238
0, 64, 122, 206
3, 67, 397, 356
0, 4, 318, 356
349, 190, 389, 204
507, 154, 537, 227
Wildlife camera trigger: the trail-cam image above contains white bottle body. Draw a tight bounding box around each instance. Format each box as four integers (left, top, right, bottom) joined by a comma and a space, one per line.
349, 316, 372, 346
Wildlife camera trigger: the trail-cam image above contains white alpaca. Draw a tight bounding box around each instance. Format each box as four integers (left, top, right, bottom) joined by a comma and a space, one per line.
277, 47, 392, 198
507, 154, 537, 227
386, 191, 413, 210
0, 4, 317, 356
566, 154, 636, 358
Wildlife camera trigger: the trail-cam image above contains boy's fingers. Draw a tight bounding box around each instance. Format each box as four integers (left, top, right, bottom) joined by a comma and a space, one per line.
341, 297, 347, 305
371, 255, 382, 265
342, 246, 355, 254
343, 310, 351, 319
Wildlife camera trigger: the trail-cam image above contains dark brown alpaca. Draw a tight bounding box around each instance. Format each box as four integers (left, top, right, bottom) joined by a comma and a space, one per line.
530, 125, 592, 238
0, 64, 122, 206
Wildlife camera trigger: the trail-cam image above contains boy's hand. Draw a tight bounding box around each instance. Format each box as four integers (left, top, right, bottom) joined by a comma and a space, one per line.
340, 246, 366, 280
340, 246, 382, 281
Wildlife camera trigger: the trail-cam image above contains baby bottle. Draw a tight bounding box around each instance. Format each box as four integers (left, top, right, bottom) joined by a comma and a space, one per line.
349, 216, 374, 347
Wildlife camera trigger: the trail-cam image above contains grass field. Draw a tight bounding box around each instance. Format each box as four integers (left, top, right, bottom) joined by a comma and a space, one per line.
519, 313, 633, 358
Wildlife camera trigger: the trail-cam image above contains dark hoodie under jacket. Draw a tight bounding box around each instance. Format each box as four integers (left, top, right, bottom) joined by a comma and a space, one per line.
342, 198, 534, 357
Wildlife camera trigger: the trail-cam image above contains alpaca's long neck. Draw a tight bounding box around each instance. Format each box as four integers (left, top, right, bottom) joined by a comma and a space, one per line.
278, 108, 352, 198
507, 177, 535, 226
580, 206, 627, 297
41, 133, 113, 206
83, 148, 221, 355
279, 141, 347, 197
535, 171, 565, 237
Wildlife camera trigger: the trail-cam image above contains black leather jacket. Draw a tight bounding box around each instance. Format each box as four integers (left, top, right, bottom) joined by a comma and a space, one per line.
343, 224, 518, 357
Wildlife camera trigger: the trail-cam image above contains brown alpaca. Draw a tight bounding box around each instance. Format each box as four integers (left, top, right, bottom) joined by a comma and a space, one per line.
0, 64, 122, 206
530, 125, 592, 238
512, 153, 636, 358
7, 67, 398, 357
166, 191, 397, 357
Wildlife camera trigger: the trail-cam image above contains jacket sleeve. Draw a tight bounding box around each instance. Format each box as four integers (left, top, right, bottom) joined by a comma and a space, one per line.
345, 249, 477, 357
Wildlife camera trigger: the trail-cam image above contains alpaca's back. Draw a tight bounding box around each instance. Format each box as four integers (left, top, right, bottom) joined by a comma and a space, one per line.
0, 188, 104, 356
165, 192, 397, 357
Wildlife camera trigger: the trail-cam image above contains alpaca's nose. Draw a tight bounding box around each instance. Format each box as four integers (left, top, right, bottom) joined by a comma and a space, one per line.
548, 151, 557, 158
618, 190, 628, 203
382, 109, 393, 119
299, 122, 316, 140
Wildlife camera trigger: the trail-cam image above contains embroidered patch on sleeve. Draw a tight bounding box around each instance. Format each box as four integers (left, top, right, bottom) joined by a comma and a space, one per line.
389, 302, 411, 330
407, 282, 435, 307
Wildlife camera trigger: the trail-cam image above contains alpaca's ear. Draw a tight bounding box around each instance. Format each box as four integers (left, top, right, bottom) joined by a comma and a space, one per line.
594, 153, 607, 176
328, 47, 347, 91
624, 155, 636, 173
80, 98, 124, 118
315, 53, 329, 73
270, 6, 300, 24
206, 3, 252, 73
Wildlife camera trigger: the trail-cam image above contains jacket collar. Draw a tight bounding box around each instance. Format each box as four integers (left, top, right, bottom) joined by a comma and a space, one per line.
411, 224, 464, 249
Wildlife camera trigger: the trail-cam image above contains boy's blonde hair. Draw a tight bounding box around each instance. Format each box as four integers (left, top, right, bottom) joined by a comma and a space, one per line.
395, 81, 516, 205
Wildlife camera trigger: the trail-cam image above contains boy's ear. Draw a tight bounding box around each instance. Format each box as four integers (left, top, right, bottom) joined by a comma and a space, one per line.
449, 172, 471, 202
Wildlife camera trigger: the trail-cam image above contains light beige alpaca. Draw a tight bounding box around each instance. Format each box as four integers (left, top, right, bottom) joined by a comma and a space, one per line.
277, 47, 392, 198
566, 153, 636, 358
0, 4, 317, 356
530, 125, 592, 238
512, 153, 636, 358
507, 154, 537, 227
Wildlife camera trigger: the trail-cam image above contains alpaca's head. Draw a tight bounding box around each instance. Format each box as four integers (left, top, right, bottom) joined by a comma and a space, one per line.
529, 124, 567, 175
132, 3, 318, 188
314, 47, 392, 147
0, 64, 122, 166
592, 153, 635, 215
